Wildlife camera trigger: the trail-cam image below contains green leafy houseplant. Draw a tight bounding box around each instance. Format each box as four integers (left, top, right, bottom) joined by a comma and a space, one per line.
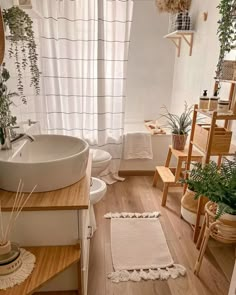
0, 64, 17, 145
3, 6, 40, 103
160, 102, 193, 150
181, 158, 236, 219
216, 0, 236, 80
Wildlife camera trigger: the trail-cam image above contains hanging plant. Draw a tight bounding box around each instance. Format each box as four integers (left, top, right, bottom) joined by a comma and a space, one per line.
0, 63, 17, 145
156, 0, 191, 13
216, 0, 236, 80
2, 6, 40, 104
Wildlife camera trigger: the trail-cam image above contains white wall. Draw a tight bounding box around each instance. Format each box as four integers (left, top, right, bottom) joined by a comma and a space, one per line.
125, 0, 175, 124
170, 0, 236, 138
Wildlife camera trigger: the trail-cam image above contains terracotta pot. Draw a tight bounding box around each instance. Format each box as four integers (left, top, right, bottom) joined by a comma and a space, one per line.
172, 133, 188, 150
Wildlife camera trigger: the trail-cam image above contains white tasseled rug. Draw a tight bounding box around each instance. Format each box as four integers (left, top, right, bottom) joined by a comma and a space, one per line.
104, 212, 186, 283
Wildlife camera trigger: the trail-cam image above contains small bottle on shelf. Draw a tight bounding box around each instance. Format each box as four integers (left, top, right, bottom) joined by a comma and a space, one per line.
217, 100, 230, 113
208, 91, 219, 111
199, 90, 209, 110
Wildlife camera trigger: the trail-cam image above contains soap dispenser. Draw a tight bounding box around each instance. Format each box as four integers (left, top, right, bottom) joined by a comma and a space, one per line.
199, 90, 209, 110
208, 90, 219, 111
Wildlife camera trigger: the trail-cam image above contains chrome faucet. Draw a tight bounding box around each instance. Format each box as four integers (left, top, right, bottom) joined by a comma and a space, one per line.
11, 133, 35, 144
0, 127, 35, 150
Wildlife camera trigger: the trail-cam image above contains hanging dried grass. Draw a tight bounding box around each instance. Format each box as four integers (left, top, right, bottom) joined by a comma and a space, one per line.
156, 0, 191, 13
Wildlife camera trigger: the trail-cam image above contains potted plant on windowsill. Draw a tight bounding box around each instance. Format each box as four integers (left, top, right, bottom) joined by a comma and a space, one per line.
181, 158, 236, 222
0, 63, 17, 149
160, 102, 193, 150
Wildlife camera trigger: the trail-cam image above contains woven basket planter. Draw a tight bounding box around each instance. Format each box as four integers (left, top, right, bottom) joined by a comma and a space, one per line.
181, 189, 208, 225
168, 11, 192, 33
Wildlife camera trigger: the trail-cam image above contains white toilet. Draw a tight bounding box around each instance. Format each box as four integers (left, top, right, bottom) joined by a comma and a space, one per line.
89, 149, 112, 230
90, 149, 112, 177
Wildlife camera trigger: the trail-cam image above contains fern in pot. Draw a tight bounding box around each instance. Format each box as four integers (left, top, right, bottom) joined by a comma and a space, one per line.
180, 162, 214, 225
160, 102, 193, 150
181, 158, 236, 221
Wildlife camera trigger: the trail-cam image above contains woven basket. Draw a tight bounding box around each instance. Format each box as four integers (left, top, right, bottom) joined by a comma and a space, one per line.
222, 60, 236, 81
168, 11, 192, 33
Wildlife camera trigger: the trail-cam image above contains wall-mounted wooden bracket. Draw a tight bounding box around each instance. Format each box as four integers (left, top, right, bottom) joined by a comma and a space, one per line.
164, 30, 194, 57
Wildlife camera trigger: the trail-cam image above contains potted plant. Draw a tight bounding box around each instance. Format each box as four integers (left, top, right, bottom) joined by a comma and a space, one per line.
160, 102, 193, 150
181, 158, 236, 221
216, 0, 236, 80
0, 63, 17, 149
180, 162, 212, 224
155, 0, 191, 13
3, 6, 40, 103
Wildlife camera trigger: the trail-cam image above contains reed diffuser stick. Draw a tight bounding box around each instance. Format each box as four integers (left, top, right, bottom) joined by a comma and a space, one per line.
6, 184, 37, 242
14, 185, 37, 222
3, 180, 22, 243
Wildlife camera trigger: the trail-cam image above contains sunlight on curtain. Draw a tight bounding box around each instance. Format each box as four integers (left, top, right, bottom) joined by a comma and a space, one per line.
37, 0, 133, 183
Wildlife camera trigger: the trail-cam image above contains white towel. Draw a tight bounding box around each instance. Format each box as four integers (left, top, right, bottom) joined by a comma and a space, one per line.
123, 132, 153, 160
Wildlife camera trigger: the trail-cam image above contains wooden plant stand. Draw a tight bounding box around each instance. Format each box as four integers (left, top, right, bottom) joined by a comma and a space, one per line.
153, 145, 202, 206
185, 104, 236, 243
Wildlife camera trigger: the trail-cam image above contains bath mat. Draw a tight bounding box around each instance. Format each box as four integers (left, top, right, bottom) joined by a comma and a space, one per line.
0, 248, 36, 290
104, 212, 186, 283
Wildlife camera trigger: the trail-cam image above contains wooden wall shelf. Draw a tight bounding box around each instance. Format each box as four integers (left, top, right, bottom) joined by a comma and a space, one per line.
164, 30, 194, 57
0, 245, 81, 295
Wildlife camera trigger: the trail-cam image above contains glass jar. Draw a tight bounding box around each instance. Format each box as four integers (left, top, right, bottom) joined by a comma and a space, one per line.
208, 98, 219, 111
199, 97, 209, 110
217, 100, 230, 113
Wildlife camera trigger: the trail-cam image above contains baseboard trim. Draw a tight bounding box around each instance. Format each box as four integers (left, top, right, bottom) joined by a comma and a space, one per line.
119, 170, 155, 176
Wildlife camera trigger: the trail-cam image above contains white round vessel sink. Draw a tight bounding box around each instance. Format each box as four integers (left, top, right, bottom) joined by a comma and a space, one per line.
0, 134, 89, 192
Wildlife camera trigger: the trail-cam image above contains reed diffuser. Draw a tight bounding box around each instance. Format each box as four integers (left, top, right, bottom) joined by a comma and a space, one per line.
0, 180, 37, 257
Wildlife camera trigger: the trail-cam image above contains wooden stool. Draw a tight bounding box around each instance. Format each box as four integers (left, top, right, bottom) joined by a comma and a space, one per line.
194, 202, 236, 275
153, 145, 203, 206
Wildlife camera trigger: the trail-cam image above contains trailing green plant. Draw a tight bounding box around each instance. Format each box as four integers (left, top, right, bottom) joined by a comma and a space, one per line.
181, 157, 236, 219
156, 0, 191, 13
216, 0, 236, 80
160, 102, 193, 134
0, 63, 17, 144
3, 6, 40, 103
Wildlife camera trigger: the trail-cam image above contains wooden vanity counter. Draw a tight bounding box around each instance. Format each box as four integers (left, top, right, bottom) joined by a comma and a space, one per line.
0, 157, 91, 212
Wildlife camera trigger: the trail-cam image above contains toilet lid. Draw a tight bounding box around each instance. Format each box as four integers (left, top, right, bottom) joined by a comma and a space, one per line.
91, 149, 111, 163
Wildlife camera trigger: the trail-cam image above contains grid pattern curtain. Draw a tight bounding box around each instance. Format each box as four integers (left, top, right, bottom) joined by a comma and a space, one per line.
38, 0, 133, 183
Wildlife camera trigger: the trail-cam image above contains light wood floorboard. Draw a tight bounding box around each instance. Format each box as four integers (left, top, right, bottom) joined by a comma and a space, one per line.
88, 176, 235, 295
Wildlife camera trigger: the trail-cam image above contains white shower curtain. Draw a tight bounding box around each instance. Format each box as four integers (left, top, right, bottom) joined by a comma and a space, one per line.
38, 0, 133, 183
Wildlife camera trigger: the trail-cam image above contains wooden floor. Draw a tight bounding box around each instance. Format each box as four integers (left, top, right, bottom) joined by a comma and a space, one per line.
88, 176, 235, 295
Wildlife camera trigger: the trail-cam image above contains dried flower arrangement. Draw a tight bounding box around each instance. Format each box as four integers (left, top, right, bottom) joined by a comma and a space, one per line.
156, 0, 191, 13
